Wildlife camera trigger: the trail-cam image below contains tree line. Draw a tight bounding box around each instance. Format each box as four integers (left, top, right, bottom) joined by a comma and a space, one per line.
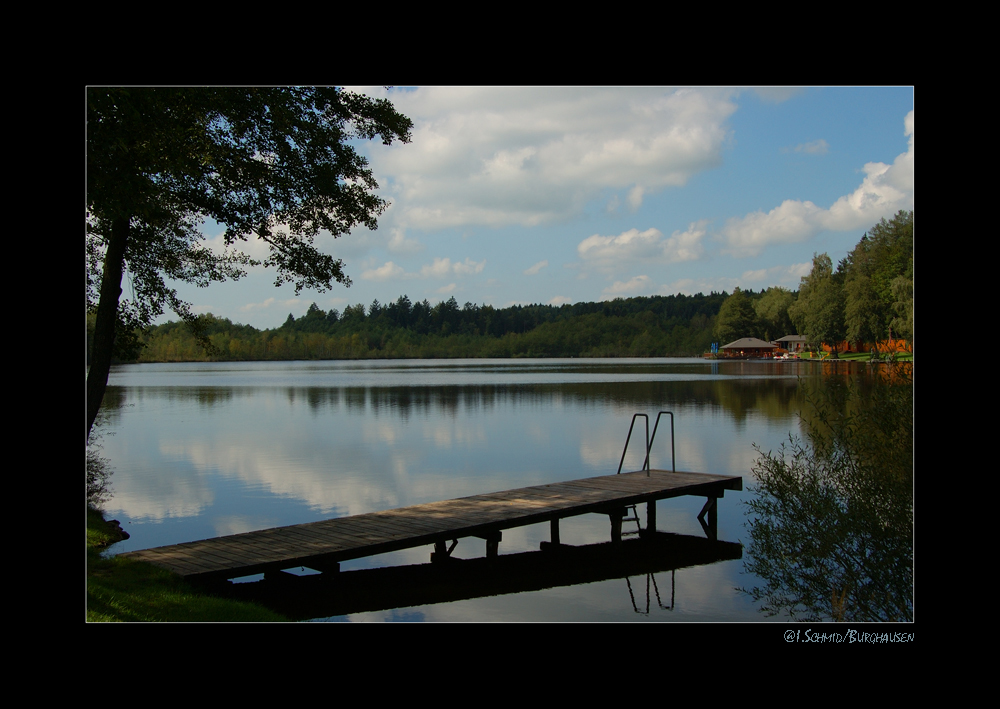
713, 210, 913, 356
98, 292, 728, 362
89, 211, 912, 364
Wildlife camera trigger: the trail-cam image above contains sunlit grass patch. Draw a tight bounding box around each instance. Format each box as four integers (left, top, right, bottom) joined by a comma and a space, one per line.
86, 507, 287, 622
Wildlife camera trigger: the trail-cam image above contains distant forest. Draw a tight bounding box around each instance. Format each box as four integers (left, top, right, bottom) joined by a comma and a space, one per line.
88, 211, 912, 363
102, 292, 729, 362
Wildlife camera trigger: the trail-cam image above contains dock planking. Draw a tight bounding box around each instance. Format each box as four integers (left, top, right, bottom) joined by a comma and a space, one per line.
119, 469, 742, 583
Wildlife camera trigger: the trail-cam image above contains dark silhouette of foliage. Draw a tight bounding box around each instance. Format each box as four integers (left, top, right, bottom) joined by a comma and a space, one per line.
86, 410, 116, 507
843, 210, 913, 346
714, 287, 759, 343
742, 363, 913, 622
87, 87, 413, 440
137, 292, 729, 361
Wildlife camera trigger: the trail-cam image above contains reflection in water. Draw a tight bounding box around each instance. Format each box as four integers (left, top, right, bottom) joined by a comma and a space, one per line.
100, 358, 887, 621
741, 364, 913, 622
218, 532, 741, 621
112, 378, 805, 424
626, 571, 674, 615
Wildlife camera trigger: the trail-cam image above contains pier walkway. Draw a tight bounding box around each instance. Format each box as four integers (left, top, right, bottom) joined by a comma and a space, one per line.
120, 469, 742, 584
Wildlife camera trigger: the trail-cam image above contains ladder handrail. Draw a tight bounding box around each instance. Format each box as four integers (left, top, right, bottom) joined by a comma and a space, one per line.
646, 411, 676, 472
618, 411, 676, 476
616, 414, 649, 475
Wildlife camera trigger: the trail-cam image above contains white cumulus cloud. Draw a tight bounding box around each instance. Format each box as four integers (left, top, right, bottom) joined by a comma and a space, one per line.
361, 261, 406, 281
420, 258, 453, 278
578, 221, 706, 268
387, 228, 423, 254
364, 86, 739, 232
720, 200, 824, 257
720, 111, 913, 257
453, 257, 486, 275
790, 139, 829, 155
627, 185, 645, 210
663, 221, 707, 262
240, 297, 277, 312
601, 275, 653, 299
420, 257, 486, 278
579, 228, 665, 263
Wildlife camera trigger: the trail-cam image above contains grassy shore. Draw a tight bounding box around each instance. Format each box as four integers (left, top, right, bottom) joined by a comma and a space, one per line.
791, 350, 913, 362
87, 506, 287, 622
704, 352, 913, 362
832, 350, 913, 362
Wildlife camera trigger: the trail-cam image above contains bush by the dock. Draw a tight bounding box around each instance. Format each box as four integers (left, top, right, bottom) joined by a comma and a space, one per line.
86, 506, 287, 622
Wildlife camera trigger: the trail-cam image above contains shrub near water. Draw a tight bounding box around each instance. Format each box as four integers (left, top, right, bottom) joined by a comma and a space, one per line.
86, 508, 286, 622
742, 363, 913, 622
86, 404, 286, 621
87, 410, 115, 508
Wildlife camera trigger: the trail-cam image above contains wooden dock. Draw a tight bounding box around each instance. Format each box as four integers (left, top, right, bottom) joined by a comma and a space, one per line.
119, 469, 742, 584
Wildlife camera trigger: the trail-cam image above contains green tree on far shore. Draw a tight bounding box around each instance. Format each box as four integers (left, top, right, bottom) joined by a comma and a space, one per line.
754, 287, 795, 343
789, 253, 846, 357
890, 275, 913, 341
842, 210, 913, 349
714, 287, 758, 344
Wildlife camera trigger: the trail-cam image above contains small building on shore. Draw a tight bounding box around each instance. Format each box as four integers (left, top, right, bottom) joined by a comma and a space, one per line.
720, 337, 778, 358
775, 334, 807, 353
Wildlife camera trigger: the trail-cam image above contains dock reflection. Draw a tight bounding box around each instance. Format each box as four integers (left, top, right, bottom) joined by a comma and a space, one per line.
215, 531, 742, 620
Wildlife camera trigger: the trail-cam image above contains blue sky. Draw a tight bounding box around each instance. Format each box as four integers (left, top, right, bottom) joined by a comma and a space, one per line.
165, 86, 914, 329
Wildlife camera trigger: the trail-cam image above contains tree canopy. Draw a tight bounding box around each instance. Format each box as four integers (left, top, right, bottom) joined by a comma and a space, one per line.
789, 253, 846, 356
713, 287, 758, 344
753, 287, 795, 343
130, 292, 728, 362
789, 210, 913, 355
744, 364, 913, 621
86, 87, 413, 439
843, 210, 913, 345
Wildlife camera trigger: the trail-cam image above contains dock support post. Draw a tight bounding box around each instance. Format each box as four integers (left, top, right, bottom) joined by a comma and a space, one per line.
646, 499, 656, 536
697, 497, 718, 541
431, 538, 458, 563
312, 561, 340, 578
609, 507, 626, 545
485, 531, 502, 559
550, 518, 560, 545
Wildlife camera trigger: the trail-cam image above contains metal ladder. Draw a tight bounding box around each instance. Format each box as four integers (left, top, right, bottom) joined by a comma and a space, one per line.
616, 411, 676, 537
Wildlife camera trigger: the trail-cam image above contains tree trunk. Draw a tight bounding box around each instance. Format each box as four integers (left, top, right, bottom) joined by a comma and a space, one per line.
87, 216, 129, 442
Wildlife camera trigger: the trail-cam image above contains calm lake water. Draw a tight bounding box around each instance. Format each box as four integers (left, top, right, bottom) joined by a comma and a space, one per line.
96, 357, 861, 622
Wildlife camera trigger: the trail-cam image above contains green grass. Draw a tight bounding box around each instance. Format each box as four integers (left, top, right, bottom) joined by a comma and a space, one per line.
87, 507, 287, 622
828, 350, 913, 362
